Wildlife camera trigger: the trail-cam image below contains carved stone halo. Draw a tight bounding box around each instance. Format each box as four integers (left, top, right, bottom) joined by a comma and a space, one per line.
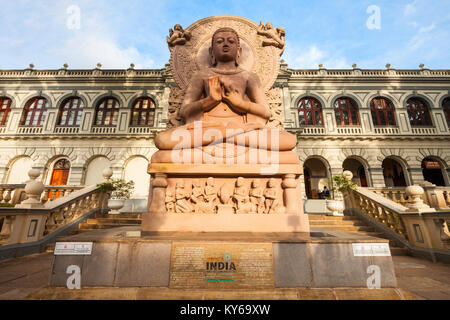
169, 15, 282, 92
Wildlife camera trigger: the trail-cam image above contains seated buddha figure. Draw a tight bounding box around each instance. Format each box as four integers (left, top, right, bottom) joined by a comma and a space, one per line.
152, 27, 299, 164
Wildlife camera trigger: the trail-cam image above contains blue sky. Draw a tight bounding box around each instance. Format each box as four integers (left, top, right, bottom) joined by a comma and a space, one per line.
1, 0, 449, 70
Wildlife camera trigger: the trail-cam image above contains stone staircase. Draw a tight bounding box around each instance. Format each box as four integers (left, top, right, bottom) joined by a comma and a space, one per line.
308, 214, 408, 256
73, 212, 143, 234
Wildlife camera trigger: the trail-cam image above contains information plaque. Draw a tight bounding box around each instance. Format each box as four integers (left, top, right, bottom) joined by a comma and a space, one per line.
54, 242, 93, 255
170, 243, 274, 288
352, 243, 391, 256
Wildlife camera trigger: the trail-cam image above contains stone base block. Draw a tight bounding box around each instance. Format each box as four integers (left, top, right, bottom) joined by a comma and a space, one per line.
49, 235, 397, 289
141, 213, 309, 233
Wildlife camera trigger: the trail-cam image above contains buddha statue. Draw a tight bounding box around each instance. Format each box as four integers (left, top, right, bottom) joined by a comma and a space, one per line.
152, 27, 299, 164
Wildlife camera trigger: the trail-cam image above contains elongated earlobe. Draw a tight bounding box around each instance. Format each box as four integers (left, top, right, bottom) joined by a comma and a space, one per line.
209, 47, 217, 66
235, 47, 242, 66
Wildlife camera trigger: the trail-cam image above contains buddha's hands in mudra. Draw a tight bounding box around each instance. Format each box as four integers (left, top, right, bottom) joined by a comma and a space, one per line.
207, 75, 247, 114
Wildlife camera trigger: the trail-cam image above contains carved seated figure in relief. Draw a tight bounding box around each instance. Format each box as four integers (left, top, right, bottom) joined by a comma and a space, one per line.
152, 27, 299, 164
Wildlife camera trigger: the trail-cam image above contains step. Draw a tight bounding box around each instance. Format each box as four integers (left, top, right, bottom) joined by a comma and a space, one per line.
78, 223, 137, 230
390, 247, 408, 256
318, 225, 376, 232
86, 218, 142, 225
94, 213, 143, 219
309, 220, 366, 226
307, 215, 360, 221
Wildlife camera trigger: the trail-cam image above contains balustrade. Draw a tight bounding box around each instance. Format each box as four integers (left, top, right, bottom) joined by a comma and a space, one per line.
350, 189, 408, 239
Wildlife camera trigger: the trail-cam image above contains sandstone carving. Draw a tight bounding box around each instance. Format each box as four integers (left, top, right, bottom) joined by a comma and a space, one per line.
191, 179, 211, 213
266, 88, 284, 129
175, 180, 193, 213
152, 26, 299, 165
250, 179, 265, 214
257, 21, 285, 54
167, 24, 191, 47
167, 87, 185, 129
264, 178, 284, 214
165, 190, 176, 213
233, 177, 252, 214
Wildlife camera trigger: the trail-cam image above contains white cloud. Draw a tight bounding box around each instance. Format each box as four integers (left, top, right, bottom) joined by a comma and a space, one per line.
284, 44, 349, 69
404, 1, 418, 16
409, 23, 436, 50
51, 32, 154, 69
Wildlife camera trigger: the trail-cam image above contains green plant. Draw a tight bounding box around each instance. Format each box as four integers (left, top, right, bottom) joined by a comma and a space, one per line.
97, 179, 135, 199
0, 203, 15, 208
330, 175, 358, 199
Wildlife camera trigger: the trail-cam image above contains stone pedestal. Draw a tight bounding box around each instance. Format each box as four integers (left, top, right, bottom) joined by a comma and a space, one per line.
141, 163, 309, 234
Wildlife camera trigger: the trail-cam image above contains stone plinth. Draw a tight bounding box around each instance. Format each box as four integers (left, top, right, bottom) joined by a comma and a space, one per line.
142, 163, 309, 234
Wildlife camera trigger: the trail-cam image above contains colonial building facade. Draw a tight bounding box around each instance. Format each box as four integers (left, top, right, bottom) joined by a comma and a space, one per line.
0, 63, 449, 205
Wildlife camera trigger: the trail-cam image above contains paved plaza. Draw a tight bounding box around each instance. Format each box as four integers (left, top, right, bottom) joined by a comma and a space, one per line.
0, 252, 448, 300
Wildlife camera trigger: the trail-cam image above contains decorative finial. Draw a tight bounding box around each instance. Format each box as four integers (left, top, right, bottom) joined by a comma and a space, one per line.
63, 63, 68, 69
318, 63, 324, 69
352, 63, 357, 69
385, 63, 391, 69
419, 63, 425, 69
96, 63, 102, 69
29, 63, 35, 69
129, 63, 135, 69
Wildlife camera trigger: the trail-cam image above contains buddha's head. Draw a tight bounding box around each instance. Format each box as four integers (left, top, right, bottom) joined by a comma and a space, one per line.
207, 177, 214, 186
236, 177, 245, 187
252, 179, 260, 188
209, 27, 242, 67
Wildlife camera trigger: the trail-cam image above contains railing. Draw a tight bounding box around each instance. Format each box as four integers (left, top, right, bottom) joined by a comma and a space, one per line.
0, 184, 85, 206
91, 126, 116, 134
17, 126, 43, 134
337, 126, 362, 135
374, 127, 400, 135
42, 186, 85, 203
300, 126, 325, 135
349, 188, 409, 239
128, 126, 155, 134
369, 187, 409, 206
344, 186, 450, 257
411, 127, 437, 135
369, 186, 450, 210
54, 126, 80, 134
0, 185, 108, 246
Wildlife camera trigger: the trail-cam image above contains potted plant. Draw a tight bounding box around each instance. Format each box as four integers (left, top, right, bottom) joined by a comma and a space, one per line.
326, 171, 357, 216
97, 179, 135, 214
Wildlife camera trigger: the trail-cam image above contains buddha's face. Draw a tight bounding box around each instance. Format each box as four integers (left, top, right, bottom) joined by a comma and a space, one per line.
211, 31, 239, 63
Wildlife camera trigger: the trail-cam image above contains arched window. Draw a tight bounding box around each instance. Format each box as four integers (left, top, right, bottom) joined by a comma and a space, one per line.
370, 97, 396, 126
0, 97, 12, 126
297, 97, 323, 126
406, 97, 432, 126
57, 97, 84, 126
94, 97, 119, 126
20, 97, 48, 126
334, 97, 360, 126
130, 97, 156, 126
442, 97, 450, 127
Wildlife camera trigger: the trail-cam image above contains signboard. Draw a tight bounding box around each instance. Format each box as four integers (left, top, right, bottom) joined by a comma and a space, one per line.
170, 243, 274, 289
352, 243, 391, 257
54, 242, 93, 255
424, 161, 441, 169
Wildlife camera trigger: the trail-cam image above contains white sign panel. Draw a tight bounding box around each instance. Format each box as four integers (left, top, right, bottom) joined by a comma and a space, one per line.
54, 242, 93, 255
352, 243, 391, 257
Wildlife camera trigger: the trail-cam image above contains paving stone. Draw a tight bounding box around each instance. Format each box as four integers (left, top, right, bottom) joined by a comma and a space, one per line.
82, 242, 118, 286
273, 243, 312, 287
114, 242, 171, 287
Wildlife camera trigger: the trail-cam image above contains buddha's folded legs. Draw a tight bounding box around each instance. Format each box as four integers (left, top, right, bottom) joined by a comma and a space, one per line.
155, 125, 297, 151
